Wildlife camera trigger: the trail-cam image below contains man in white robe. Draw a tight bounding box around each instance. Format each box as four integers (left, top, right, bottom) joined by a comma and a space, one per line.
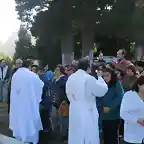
66, 59, 108, 144
9, 60, 44, 144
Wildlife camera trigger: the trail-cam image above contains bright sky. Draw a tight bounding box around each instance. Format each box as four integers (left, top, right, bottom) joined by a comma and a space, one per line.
0, 0, 20, 43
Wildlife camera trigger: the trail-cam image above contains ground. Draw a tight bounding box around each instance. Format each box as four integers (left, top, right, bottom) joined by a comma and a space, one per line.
0, 103, 123, 144
0, 103, 11, 136
0, 103, 62, 144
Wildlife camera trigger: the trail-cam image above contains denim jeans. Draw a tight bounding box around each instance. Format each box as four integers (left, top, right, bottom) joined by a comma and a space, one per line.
0, 80, 8, 102
58, 116, 68, 137
40, 109, 52, 132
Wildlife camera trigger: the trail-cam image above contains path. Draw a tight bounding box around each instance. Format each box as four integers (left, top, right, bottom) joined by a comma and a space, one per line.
0, 103, 11, 136
0, 103, 62, 144
0, 103, 123, 144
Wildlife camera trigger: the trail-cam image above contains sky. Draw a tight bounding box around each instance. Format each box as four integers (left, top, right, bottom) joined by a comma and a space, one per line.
0, 0, 20, 43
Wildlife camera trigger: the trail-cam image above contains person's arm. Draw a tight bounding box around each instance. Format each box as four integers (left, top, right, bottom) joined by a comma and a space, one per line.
90, 76, 108, 97
120, 92, 138, 123
4, 66, 10, 81
109, 81, 124, 110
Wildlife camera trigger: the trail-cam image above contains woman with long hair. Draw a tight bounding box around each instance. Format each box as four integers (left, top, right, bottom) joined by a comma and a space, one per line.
101, 68, 124, 144
53, 64, 69, 143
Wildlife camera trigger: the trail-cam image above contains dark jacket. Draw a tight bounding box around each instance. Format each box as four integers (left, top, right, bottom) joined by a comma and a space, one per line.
0, 66, 10, 81
53, 75, 69, 108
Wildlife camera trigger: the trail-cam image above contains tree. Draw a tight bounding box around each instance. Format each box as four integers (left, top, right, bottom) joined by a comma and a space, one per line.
14, 26, 37, 60
15, 0, 144, 64
17, 0, 117, 61
131, 1, 144, 58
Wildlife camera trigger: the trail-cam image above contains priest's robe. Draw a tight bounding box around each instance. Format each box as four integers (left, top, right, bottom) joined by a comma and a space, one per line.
9, 68, 44, 144
66, 69, 108, 144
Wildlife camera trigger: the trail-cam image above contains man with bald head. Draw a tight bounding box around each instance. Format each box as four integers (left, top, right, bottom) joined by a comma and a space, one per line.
12, 59, 23, 75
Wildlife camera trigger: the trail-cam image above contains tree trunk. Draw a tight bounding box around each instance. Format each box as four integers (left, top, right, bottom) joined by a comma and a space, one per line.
81, 30, 94, 57
135, 43, 144, 60
61, 32, 74, 65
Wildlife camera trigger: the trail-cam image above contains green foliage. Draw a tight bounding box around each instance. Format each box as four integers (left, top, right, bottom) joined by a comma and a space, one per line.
36, 38, 61, 69
14, 26, 38, 60
14, 0, 144, 63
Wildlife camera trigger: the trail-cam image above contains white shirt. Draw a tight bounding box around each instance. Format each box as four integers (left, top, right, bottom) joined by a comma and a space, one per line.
120, 90, 144, 143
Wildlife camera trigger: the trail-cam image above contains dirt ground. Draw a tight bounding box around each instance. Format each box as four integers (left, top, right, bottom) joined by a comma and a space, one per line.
0, 103, 11, 136
0, 103, 62, 144
0, 103, 123, 144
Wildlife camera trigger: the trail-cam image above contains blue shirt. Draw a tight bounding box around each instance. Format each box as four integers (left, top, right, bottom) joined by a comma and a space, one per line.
44, 71, 53, 81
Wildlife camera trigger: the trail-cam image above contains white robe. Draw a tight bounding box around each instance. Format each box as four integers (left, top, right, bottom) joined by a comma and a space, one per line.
9, 68, 44, 143
66, 69, 108, 144
120, 91, 144, 143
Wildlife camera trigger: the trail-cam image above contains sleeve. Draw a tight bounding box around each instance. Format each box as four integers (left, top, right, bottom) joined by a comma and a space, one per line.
66, 76, 76, 102
35, 75, 44, 103
120, 92, 138, 123
63, 79, 70, 104
91, 76, 108, 97
66, 77, 72, 101
109, 81, 124, 110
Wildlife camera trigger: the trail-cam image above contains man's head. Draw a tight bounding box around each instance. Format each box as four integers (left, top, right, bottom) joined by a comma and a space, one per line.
15, 59, 23, 68
22, 60, 31, 68
0, 59, 6, 67
135, 61, 144, 73
31, 65, 38, 73
117, 49, 127, 60
65, 66, 75, 76
37, 66, 44, 76
55, 64, 66, 76
126, 65, 137, 76
77, 58, 90, 71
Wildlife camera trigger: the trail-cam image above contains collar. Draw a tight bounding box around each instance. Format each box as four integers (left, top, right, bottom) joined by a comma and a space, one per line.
77, 69, 87, 73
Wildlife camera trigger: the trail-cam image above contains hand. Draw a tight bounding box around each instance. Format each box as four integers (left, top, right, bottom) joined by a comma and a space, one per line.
103, 107, 110, 113
137, 119, 144, 127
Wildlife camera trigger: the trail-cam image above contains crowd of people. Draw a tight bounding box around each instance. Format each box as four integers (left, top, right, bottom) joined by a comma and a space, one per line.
0, 48, 144, 144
